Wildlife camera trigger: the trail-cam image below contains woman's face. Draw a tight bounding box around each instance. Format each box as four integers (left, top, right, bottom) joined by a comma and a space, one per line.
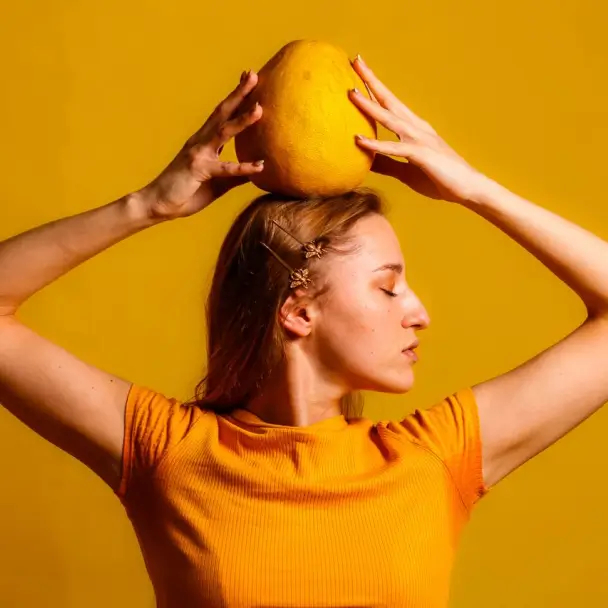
310, 213, 431, 394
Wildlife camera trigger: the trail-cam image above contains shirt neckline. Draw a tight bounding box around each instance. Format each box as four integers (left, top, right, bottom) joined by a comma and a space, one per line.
228, 408, 349, 431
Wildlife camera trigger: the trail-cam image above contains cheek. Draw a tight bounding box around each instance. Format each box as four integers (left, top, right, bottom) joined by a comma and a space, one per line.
322, 296, 391, 360
353, 304, 405, 367
315, 294, 364, 349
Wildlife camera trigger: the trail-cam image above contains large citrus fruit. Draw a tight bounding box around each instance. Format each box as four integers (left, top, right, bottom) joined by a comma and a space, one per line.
235, 39, 377, 197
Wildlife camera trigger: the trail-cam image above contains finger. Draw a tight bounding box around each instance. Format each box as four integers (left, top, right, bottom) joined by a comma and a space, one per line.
349, 89, 414, 138
213, 70, 259, 123
212, 102, 263, 150
207, 160, 265, 179
351, 56, 405, 116
355, 134, 420, 162
352, 56, 431, 129
364, 81, 379, 104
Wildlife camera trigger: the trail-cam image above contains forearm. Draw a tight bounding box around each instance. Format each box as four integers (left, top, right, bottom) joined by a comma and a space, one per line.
465, 180, 608, 319
0, 188, 163, 315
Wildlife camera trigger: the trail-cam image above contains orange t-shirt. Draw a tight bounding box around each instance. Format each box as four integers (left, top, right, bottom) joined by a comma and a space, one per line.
116, 384, 490, 607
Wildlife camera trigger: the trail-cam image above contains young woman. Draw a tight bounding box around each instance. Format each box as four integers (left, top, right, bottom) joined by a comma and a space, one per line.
1, 57, 607, 607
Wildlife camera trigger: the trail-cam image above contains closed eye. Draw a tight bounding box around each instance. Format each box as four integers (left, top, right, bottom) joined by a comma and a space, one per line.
380, 288, 398, 298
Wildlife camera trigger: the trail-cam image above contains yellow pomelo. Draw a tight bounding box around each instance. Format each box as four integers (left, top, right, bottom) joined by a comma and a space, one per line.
235, 39, 377, 198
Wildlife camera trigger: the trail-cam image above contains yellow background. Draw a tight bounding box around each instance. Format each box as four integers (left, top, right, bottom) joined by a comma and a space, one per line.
1, 0, 607, 606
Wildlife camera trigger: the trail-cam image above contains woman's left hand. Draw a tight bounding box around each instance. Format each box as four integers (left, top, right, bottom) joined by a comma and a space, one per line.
349, 55, 494, 205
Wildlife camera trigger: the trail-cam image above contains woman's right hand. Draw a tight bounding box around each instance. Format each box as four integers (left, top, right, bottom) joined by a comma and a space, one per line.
140, 70, 264, 221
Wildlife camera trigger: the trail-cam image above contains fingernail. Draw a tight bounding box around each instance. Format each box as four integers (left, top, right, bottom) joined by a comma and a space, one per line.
356, 54, 365, 66
355, 134, 366, 140
351, 88, 360, 95
254, 159, 265, 167
240, 69, 251, 83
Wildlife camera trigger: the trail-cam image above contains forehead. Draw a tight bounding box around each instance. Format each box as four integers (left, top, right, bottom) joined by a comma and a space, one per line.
347, 214, 403, 269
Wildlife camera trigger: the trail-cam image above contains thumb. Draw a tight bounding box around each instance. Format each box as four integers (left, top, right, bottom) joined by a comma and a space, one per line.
371, 153, 407, 178
208, 174, 252, 199
372, 154, 429, 185
207, 160, 265, 179
372, 153, 444, 200
205, 160, 264, 197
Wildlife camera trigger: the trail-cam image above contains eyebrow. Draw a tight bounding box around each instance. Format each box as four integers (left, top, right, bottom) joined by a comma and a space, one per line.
373, 263, 404, 275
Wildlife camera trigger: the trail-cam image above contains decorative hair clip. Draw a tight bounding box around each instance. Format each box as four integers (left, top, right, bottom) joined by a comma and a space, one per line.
259, 220, 326, 289
260, 242, 312, 289
271, 220, 325, 259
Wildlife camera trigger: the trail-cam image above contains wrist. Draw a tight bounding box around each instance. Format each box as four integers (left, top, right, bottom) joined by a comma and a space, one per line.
122, 186, 171, 229
459, 175, 507, 210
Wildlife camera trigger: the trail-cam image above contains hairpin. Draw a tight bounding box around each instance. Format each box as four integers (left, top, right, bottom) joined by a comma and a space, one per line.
259, 220, 326, 289
260, 242, 312, 289
270, 220, 325, 259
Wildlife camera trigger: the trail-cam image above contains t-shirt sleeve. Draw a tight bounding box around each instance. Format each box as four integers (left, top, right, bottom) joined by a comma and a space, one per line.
391, 386, 490, 513
116, 383, 200, 500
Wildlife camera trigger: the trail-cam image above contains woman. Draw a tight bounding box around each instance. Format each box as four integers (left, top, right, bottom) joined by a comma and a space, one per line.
0, 56, 607, 607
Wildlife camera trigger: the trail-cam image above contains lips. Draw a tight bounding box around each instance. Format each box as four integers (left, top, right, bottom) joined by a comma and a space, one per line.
402, 340, 419, 352
402, 348, 418, 362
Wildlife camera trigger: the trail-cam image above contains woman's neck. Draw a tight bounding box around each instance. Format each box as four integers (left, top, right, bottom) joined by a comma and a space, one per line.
244, 349, 345, 427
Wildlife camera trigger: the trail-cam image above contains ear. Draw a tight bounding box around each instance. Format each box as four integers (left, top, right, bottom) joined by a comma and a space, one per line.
278, 290, 315, 338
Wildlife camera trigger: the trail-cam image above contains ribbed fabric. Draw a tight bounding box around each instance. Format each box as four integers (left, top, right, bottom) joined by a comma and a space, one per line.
116, 384, 490, 608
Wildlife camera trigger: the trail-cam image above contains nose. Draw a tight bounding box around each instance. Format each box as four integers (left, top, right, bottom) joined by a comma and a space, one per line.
401, 291, 431, 330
